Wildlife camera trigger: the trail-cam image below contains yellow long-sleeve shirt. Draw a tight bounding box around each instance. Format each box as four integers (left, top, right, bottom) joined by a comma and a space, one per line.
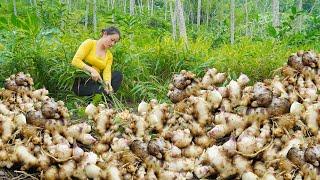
71, 39, 113, 83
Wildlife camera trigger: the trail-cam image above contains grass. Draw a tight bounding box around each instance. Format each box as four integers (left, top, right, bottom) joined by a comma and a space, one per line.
1, 31, 319, 111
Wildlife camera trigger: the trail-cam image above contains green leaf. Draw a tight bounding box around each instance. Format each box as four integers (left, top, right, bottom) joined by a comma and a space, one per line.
117, 126, 125, 133
0, 17, 8, 29
0, 16, 8, 25
291, 6, 297, 14
113, 116, 122, 124
289, 15, 295, 20
77, 107, 86, 118
267, 25, 277, 38
92, 94, 103, 106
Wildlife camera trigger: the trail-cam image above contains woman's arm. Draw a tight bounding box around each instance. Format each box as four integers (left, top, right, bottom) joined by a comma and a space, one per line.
102, 52, 113, 92
71, 39, 102, 81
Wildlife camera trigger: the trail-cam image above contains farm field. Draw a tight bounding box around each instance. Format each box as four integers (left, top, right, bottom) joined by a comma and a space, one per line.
0, 0, 320, 179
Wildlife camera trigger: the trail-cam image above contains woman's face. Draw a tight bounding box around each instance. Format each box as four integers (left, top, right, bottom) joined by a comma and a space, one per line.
101, 33, 120, 49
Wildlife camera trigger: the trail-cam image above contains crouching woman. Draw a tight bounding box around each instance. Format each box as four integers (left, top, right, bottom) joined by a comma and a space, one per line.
71, 26, 122, 96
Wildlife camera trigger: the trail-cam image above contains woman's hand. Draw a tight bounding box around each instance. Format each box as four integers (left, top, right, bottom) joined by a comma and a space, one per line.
84, 65, 102, 81
90, 69, 102, 81
104, 81, 113, 94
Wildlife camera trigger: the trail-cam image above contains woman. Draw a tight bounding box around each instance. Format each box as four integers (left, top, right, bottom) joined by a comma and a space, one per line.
71, 26, 122, 96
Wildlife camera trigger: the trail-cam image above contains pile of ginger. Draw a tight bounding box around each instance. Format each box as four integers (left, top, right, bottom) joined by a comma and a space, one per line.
1, 50, 320, 180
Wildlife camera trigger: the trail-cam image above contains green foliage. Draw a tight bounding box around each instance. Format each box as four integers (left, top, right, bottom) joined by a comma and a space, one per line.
92, 94, 103, 106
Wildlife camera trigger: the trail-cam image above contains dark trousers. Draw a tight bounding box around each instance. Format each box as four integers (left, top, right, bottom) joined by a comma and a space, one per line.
72, 71, 123, 96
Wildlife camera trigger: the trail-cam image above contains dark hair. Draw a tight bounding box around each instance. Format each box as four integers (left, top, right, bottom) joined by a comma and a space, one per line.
101, 26, 121, 39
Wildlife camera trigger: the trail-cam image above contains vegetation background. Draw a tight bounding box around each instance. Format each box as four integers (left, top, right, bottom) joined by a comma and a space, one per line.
0, 0, 319, 113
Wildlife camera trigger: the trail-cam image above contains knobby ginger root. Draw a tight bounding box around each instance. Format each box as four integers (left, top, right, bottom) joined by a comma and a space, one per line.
182, 144, 203, 158
256, 123, 271, 149
189, 121, 205, 136
252, 83, 273, 107
104, 165, 122, 180
242, 171, 258, 180
227, 80, 241, 107
77, 133, 96, 145
44, 166, 58, 180
286, 147, 305, 167
59, 160, 76, 179
134, 114, 146, 138
171, 129, 192, 148
85, 164, 101, 179
194, 165, 216, 178
147, 139, 165, 159
96, 109, 114, 135
271, 76, 288, 98
138, 101, 149, 115
237, 122, 260, 154
278, 135, 304, 158
1, 115, 14, 142
201, 68, 218, 87
208, 112, 245, 138
172, 70, 195, 90
220, 98, 232, 112
237, 73, 250, 87
15, 145, 38, 170
304, 103, 320, 135
13, 113, 26, 127
111, 137, 130, 152
194, 135, 214, 148
0, 103, 12, 115
304, 145, 320, 166
233, 154, 253, 175
147, 101, 168, 131
203, 145, 237, 179
189, 96, 211, 126
222, 136, 237, 156
240, 86, 254, 106
37, 153, 50, 170
290, 101, 305, 116
164, 157, 195, 172
85, 103, 97, 119
203, 89, 222, 109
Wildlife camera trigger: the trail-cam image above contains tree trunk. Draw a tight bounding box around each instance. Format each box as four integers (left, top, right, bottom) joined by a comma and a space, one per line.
93, 0, 97, 33
151, 0, 154, 15
176, 0, 188, 45
13, 0, 17, 16
197, 0, 201, 28
147, 0, 150, 14
272, 0, 280, 27
60, 0, 65, 29
130, 0, 135, 15
189, 1, 194, 25
68, 0, 72, 12
111, 0, 115, 22
206, 0, 210, 27
230, 0, 235, 44
309, 0, 318, 14
138, 0, 143, 14
170, 1, 177, 40
123, 0, 126, 13
85, 0, 89, 29
34, 0, 41, 17
164, 0, 167, 20
245, 0, 249, 36
297, 0, 303, 32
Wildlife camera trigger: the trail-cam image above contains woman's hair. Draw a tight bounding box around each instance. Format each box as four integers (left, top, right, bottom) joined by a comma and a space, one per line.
101, 26, 121, 39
